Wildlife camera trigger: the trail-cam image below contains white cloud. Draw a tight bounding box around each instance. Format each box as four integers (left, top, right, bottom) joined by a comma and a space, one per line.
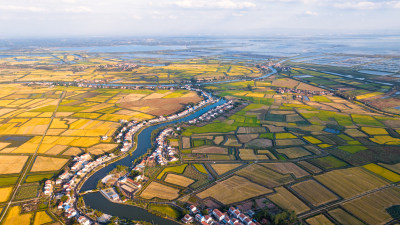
305, 10, 318, 15
64, 6, 93, 13
334, 1, 379, 10
132, 15, 143, 20
391, 1, 400, 8
173, 0, 256, 9
0, 5, 46, 12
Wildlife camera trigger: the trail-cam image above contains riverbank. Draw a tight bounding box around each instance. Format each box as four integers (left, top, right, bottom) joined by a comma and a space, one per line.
75, 100, 227, 224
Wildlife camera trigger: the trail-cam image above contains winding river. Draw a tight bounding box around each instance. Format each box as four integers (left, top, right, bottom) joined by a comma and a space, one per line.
81, 99, 226, 224
79, 66, 277, 224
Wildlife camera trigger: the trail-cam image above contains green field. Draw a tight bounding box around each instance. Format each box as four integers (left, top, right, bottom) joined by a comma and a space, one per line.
157, 164, 188, 179
15, 184, 39, 200
148, 204, 182, 219
309, 156, 348, 170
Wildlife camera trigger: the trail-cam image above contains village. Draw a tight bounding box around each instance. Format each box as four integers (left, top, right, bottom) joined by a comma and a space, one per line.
38, 85, 225, 225
188, 100, 234, 124
43, 152, 117, 225
182, 205, 263, 225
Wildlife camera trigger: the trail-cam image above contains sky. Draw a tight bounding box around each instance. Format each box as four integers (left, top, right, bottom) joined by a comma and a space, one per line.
0, 0, 400, 37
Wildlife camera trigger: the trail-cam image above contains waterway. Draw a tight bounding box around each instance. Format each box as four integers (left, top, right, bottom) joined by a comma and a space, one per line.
81, 99, 226, 224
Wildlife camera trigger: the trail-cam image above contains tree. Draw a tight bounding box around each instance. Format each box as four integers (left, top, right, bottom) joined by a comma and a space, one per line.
115, 165, 128, 172
288, 210, 297, 223
247, 84, 252, 91
60, 195, 69, 202
130, 170, 140, 178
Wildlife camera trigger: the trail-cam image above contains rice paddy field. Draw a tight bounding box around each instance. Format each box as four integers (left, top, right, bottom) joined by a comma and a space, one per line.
140, 182, 180, 200
169, 68, 400, 223
2, 52, 400, 223
164, 174, 194, 187
291, 179, 339, 206
196, 175, 272, 205
342, 187, 400, 225
267, 187, 310, 214
0, 79, 203, 219
2, 206, 33, 225
0, 54, 261, 84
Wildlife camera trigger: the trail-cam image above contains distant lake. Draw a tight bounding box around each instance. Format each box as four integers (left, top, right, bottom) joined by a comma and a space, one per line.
358, 70, 394, 76
58, 45, 187, 53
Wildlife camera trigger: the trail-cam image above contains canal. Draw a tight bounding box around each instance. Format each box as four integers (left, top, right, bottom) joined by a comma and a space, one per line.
81, 99, 227, 224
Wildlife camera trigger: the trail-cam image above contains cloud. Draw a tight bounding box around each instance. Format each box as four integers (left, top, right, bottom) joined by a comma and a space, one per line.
0, 5, 46, 12
305, 10, 318, 15
173, 0, 256, 9
64, 6, 93, 13
392, 1, 400, 8
334, 1, 379, 10
132, 15, 143, 20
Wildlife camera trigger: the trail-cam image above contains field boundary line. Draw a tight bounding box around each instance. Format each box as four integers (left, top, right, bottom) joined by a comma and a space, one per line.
0, 88, 66, 223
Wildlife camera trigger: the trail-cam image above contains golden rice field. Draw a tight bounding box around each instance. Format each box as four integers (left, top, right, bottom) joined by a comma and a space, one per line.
140, 182, 180, 200
328, 208, 364, 225
356, 92, 384, 100
0, 187, 12, 202
268, 186, 310, 214
261, 162, 309, 178
164, 174, 194, 187
361, 127, 388, 135
342, 187, 400, 225
291, 180, 338, 206
303, 136, 322, 144
0, 155, 29, 174
239, 149, 269, 160
3, 206, 33, 225
362, 163, 400, 182
211, 163, 243, 175
370, 135, 400, 145
305, 214, 334, 225
235, 164, 293, 188
197, 175, 272, 205
30, 156, 69, 172
33, 211, 53, 225
315, 167, 389, 198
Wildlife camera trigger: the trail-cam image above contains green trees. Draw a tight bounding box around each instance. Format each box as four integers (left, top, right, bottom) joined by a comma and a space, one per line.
130, 170, 140, 178
247, 84, 253, 91
255, 207, 297, 225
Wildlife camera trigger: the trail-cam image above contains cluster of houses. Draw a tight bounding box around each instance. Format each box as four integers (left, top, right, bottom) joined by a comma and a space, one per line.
276, 87, 333, 98
257, 61, 274, 71
95, 63, 139, 72
44, 180, 53, 195
114, 120, 141, 152
188, 100, 234, 124
273, 63, 291, 72
182, 205, 260, 225
56, 189, 87, 224
151, 127, 178, 166
166, 88, 217, 121
111, 87, 219, 154
51, 153, 118, 225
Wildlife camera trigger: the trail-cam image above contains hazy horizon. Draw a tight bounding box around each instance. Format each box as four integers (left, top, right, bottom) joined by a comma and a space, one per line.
0, 0, 399, 38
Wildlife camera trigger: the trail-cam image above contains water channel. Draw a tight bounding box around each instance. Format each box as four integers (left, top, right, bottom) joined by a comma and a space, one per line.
81, 99, 226, 224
